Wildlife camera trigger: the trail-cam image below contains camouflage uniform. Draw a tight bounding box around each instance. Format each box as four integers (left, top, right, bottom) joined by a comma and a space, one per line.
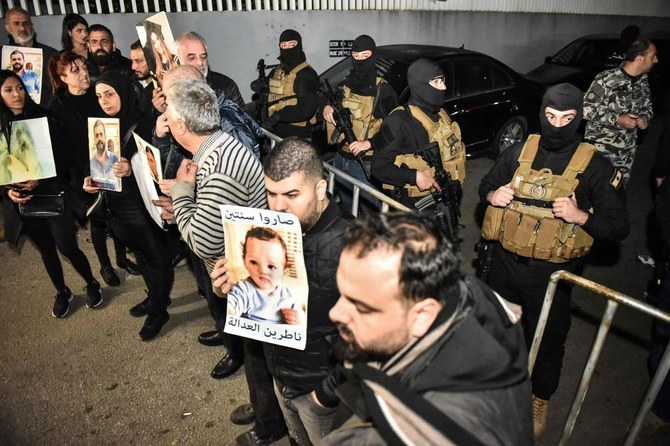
584, 66, 653, 186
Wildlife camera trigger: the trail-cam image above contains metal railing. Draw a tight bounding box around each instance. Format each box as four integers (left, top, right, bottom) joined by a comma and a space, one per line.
263, 129, 410, 216
528, 270, 670, 445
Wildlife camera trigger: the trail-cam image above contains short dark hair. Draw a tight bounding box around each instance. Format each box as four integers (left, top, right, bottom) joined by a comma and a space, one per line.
88, 24, 114, 43
626, 39, 653, 61
9, 49, 24, 59
342, 212, 460, 305
242, 226, 288, 268
130, 40, 142, 51
263, 137, 324, 183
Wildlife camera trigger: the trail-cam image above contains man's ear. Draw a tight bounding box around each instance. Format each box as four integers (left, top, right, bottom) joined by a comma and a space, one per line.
112, 42, 117, 52
408, 298, 441, 339
315, 178, 327, 202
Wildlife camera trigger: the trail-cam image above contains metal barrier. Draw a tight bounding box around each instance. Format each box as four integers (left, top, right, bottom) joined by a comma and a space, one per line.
263, 129, 410, 216
528, 269, 670, 445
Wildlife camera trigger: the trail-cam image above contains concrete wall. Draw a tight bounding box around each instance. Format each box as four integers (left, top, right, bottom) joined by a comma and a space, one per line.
30, 11, 670, 101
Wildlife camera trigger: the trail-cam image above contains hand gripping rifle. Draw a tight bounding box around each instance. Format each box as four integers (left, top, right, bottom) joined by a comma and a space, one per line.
322, 79, 357, 145
414, 141, 462, 247
256, 59, 271, 128
322, 79, 373, 181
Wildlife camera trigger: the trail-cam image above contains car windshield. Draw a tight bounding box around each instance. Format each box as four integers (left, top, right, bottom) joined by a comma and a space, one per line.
551, 38, 616, 67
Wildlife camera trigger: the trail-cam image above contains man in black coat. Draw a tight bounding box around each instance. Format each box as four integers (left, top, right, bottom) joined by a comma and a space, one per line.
211, 138, 353, 446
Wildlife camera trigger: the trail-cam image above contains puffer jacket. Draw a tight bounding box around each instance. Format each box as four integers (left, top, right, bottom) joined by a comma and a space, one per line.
263, 199, 353, 398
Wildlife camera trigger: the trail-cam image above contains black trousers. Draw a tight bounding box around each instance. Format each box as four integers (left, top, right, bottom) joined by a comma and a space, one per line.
23, 206, 95, 292
488, 243, 580, 400
244, 338, 287, 438
108, 217, 173, 315
189, 249, 244, 360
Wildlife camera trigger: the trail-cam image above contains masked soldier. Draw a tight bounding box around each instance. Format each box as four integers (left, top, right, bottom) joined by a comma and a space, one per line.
372, 58, 465, 209
323, 35, 398, 213
478, 83, 630, 440
252, 29, 320, 139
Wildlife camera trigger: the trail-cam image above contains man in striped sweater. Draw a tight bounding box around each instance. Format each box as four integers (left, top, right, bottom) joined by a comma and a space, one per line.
166, 79, 288, 444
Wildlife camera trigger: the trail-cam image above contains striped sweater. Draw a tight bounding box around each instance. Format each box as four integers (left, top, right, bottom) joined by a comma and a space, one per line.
172, 130, 267, 272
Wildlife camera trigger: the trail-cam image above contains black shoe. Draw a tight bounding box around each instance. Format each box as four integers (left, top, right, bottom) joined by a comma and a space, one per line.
198, 330, 225, 347
138, 312, 169, 341
100, 265, 120, 287
52, 287, 73, 318
235, 428, 285, 446
129, 296, 173, 318
211, 354, 243, 379
230, 403, 256, 425
85, 280, 103, 308
117, 258, 141, 276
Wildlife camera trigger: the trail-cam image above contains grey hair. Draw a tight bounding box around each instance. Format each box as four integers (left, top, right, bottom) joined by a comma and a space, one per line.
166, 79, 220, 136
175, 31, 207, 52
162, 64, 205, 93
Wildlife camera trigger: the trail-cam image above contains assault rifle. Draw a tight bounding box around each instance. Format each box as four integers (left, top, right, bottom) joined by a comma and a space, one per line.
414, 141, 462, 247
322, 79, 357, 145
255, 59, 271, 128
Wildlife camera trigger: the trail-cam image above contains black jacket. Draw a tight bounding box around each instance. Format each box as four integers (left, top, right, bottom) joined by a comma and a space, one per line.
207, 70, 244, 107
263, 199, 353, 398
323, 276, 532, 445
478, 137, 630, 242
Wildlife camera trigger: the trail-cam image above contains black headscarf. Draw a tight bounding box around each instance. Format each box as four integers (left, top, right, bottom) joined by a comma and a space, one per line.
539, 83, 583, 151
407, 59, 445, 114
345, 35, 377, 96
94, 71, 140, 138
278, 29, 306, 70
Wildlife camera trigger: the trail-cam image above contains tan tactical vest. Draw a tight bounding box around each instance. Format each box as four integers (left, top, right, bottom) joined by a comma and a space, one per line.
383, 105, 466, 198
481, 134, 595, 263
268, 62, 317, 127
326, 78, 386, 155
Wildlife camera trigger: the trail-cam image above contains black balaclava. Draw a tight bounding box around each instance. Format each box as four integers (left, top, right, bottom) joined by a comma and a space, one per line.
95, 71, 140, 137
345, 34, 377, 96
539, 83, 583, 151
407, 58, 445, 114
278, 29, 306, 70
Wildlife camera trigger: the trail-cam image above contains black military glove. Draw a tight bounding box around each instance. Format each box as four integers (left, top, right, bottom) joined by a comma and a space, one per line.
267, 113, 281, 128
250, 79, 266, 94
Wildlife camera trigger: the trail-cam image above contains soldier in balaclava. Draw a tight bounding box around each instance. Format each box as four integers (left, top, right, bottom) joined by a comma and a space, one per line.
479, 83, 629, 440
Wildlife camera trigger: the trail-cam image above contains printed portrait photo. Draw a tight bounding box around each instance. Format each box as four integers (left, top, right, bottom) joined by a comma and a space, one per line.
88, 117, 122, 192
137, 12, 178, 86
0, 117, 56, 186
2, 46, 43, 104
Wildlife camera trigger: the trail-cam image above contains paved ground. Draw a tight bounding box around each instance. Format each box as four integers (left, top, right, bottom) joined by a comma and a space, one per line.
1, 117, 669, 445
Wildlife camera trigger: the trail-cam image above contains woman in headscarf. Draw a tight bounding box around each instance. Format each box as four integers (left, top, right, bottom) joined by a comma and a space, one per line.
83, 71, 174, 341
1, 69, 101, 318
48, 51, 139, 287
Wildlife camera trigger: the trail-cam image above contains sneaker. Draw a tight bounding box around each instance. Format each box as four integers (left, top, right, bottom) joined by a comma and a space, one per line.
117, 257, 141, 276
52, 287, 73, 318
100, 265, 120, 287
129, 296, 172, 318
532, 395, 549, 441
85, 280, 103, 308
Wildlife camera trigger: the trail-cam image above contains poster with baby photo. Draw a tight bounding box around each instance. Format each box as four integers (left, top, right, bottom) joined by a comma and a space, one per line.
220, 204, 308, 350
0, 117, 56, 185
131, 133, 164, 228
2, 46, 43, 104
137, 12, 178, 86
88, 117, 122, 192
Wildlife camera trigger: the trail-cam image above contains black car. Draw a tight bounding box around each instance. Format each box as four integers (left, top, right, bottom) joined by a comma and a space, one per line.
318, 44, 545, 157
527, 34, 670, 113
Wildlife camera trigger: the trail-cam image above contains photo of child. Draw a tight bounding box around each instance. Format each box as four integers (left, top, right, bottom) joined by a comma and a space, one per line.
227, 226, 304, 325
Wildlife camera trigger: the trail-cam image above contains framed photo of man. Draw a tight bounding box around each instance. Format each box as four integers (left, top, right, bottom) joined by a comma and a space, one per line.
220, 204, 309, 350
88, 117, 122, 192
0, 117, 56, 185
1, 45, 43, 104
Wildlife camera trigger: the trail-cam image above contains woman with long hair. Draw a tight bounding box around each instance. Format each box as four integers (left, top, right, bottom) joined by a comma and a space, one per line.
48, 51, 140, 287
1, 70, 101, 317
60, 13, 89, 58
146, 25, 176, 83
83, 71, 174, 341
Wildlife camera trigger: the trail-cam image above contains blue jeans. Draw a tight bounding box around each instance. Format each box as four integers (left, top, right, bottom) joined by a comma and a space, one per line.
333, 153, 380, 216
273, 379, 337, 446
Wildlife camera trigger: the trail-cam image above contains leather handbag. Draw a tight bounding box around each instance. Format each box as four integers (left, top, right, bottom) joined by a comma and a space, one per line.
18, 192, 66, 218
